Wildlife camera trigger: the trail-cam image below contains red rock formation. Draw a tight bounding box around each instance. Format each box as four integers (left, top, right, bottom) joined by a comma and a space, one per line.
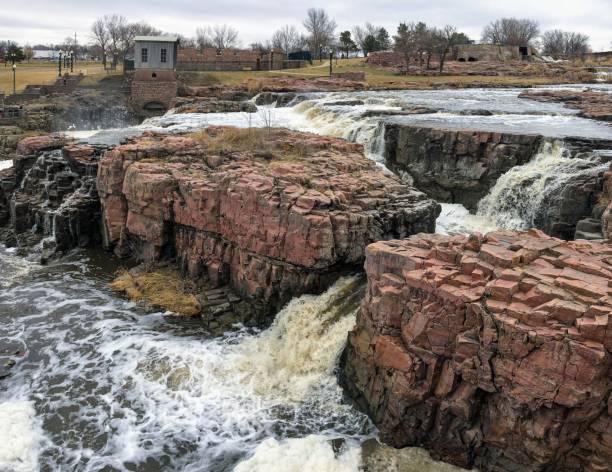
16, 134, 67, 156
343, 229, 612, 471
602, 169, 612, 241
97, 128, 439, 311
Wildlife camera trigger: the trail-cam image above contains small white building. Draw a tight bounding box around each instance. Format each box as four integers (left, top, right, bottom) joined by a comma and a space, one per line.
33, 50, 60, 60
134, 36, 178, 70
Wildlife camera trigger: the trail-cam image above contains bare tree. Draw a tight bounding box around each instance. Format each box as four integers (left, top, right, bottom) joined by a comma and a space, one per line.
482, 18, 540, 46
541, 29, 567, 56
303, 8, 337, 57
435, 25, 458, 74
196, 27, 214, 50
91, 18, 110, 66
23, 44, 33, 63
564, 32, 591, 56
353, 23, 379, 57
211, 24, 239, 50
104, 14, 128, 66
118, 22, 161, 62
174, 34, 196, 49
542, 29, 591, 56
271, 25, 304, 56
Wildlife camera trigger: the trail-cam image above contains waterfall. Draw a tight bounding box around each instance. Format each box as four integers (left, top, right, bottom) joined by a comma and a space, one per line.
476, 140, 608, 230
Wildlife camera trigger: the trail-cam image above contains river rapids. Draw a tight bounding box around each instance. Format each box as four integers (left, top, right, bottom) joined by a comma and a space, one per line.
2, 84, 611, 471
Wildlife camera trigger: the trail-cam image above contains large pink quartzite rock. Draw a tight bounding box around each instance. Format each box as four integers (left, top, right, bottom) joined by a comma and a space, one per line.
342, 229, 612, 471
97, 128, 439, 309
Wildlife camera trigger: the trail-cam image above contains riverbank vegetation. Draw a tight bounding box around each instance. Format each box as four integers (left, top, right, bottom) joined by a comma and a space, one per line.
110, 267, 201, 316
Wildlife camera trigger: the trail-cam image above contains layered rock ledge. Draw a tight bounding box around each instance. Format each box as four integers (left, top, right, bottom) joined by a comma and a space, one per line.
98, 128, 440, 315
343, 230, 611, 471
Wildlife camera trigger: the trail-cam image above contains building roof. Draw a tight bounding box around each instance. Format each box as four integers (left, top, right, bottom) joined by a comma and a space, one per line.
134, 36, 178, 43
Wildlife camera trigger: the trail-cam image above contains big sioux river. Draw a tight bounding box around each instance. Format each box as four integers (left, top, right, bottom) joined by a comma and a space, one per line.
1, 84, 611, 471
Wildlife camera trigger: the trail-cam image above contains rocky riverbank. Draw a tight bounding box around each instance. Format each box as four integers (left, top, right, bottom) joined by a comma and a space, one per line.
383, 126, 542, 209
342, 229, 611, 471
0, 135, 106, 260
384, 124, 612, 239
97, 127, 440, 321
519, 89, 612, 122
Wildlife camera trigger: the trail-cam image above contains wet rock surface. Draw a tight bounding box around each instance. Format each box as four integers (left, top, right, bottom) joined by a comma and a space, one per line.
519, 89, 612, 122
601, 168, 612, 241
342, 229, 612, 471
384, 125, 542, 209
0, 136, 106, 259
170, 97, 257, 114
97, 128, 440, 319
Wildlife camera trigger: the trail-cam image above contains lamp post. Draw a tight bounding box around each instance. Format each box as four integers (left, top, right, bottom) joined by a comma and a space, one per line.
319, 44, 323, 63
58, 49, 63, 77
12, 64, 16, 94
70, 50, 74, 73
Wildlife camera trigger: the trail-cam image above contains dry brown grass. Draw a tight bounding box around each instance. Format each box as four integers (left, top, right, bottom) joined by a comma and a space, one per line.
598, 192, 610, 209
0, 61, 113, 94
190, 127, 311, 161
110, 267, 201, 316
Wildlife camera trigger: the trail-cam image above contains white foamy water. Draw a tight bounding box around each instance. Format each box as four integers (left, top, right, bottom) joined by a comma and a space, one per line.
435, 203, 498, 236
477, 140, 609, 230
0, 160, 13, 171
235, 435, 361, 472
0, 253, 378, 470
0, 401, 45, 472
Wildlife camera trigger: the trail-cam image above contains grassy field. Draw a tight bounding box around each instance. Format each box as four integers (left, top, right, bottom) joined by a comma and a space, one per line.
178, 57, 592, 90
0, 61, 117, 94
2, 56, 601, 96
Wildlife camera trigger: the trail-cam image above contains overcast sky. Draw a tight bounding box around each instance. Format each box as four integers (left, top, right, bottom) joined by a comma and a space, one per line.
1, 1, 611, 51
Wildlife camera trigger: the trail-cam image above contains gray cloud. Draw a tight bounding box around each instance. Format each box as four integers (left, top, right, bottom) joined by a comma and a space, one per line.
0, 0, 610, 50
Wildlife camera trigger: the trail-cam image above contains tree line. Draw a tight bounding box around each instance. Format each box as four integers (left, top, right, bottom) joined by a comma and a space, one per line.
0, 11, 593, 66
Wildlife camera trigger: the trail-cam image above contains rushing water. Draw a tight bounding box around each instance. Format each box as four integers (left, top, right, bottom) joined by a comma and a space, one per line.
4, 85, 611, 470
0, 247, 469, 471
477, 140, 611, 229
66, 85, 612, 237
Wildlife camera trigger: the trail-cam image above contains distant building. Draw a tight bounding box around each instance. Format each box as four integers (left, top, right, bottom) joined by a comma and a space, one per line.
453, 44, 535, 62
131, 36, 179, 115
33, 50, 60, 60
134, 36, 179, 70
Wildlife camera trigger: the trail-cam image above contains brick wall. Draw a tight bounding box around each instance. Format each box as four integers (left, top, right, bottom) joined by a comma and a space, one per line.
176, 47, 300, 71
130, 73, 177, 110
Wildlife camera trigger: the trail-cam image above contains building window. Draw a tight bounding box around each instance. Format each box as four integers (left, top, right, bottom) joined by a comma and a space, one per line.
161, 48, 167, 63
141, 48, 148, 63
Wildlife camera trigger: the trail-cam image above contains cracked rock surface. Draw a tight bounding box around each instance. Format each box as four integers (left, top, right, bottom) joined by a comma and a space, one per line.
342, 229, 612, 471
98, 128, 440, 314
